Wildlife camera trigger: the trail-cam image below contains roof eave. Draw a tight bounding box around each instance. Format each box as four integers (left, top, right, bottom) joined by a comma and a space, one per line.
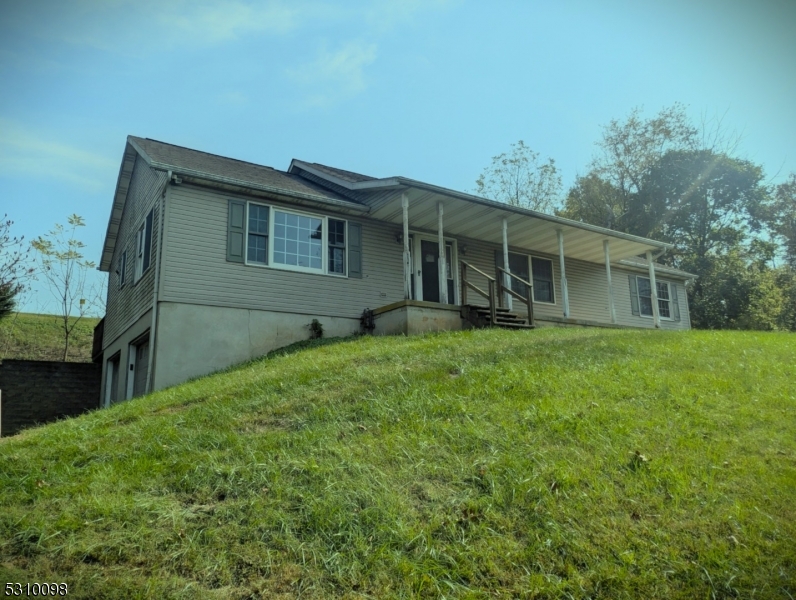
394, 177, 673, 251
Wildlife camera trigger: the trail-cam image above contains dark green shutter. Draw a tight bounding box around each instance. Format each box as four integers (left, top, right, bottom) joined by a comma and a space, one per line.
142, 209, 153, 272
348, 222, 362, 278
227, 200, 245, 263
671, 283, 681, 321
629, 275, 640, 316
494, 250, 504, 269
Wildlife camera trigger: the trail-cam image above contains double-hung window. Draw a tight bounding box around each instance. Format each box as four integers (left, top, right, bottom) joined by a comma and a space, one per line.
247, 204, 269, 265
637, 277, 671, 319
531, 257, 555, 304
495, 252, 556, 304
328, 218, 346, 275
242, 202, 350, 277
134, 210, 153, 283
117, 251, 127, 289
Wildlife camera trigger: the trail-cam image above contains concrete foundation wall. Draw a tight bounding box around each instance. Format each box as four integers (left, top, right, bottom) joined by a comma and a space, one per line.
99, 309, 152, 406
372, 301, 464, 336
153, 302, 361, 390
0, 360, 101, 437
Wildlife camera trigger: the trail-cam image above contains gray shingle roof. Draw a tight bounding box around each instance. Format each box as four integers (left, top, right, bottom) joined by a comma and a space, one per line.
129, 137, 356, 204
303, 162, 377, 183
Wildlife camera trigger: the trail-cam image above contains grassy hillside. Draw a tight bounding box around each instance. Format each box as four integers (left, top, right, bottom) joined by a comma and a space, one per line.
0, 328, 794, 599
0, 312, 100, 362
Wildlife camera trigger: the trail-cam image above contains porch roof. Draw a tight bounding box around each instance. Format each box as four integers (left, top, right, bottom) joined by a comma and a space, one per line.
290, 161, 673, 264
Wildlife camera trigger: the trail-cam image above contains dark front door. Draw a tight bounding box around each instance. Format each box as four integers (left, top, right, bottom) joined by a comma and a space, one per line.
421, 240, 440, 303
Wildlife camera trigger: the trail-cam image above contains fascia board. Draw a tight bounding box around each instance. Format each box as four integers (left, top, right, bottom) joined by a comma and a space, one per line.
290, 160, 404, 191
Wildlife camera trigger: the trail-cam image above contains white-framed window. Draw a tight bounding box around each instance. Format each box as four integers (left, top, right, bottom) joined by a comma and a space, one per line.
637, 276, 672, 319
117, 250, 127, 289
530, 256, 555, 304
497, 252, 556, 305
244, 202, 348, 277
134, 210, 153, 283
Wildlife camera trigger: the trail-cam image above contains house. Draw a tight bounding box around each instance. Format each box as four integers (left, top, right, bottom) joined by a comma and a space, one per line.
95, 136, 697, 405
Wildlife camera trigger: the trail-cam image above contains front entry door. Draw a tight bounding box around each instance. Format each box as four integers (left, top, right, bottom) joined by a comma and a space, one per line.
418, 239, 456, 303
420, 240, 440, 303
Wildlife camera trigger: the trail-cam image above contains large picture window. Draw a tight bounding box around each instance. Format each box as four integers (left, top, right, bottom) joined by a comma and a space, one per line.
637, 277, 671, 319
243, 202, 348, 276
273, 210, 323, 271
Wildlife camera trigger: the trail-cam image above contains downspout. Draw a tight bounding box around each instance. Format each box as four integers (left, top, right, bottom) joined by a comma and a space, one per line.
145, 170, 171, 393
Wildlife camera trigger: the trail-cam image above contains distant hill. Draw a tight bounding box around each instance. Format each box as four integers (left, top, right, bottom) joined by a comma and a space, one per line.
0, 312, 100, 362
0, 328, 794, 598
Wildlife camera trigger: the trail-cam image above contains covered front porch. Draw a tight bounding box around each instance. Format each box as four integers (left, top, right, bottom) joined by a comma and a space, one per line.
288, 160, 679, 331
375, 185, 674, 331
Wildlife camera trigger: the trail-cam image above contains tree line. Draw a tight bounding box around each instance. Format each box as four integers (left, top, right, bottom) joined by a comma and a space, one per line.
475, 104, 795, 331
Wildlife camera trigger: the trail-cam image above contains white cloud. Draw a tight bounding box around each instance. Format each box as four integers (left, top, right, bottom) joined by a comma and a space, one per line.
0, 121, 117, 191
288, 40, 378, 107
164, 1, 300, 43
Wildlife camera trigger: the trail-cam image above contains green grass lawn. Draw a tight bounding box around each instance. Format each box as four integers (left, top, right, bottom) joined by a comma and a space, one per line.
0, 327, 794, 599
0, 312, 100, 362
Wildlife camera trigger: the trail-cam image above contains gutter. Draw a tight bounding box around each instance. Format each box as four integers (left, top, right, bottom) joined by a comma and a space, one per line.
144, 170, 171, 394
288, 159, 672, 251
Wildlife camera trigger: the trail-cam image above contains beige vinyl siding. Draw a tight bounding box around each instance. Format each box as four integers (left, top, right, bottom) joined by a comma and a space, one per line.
160, 184, 405, 318
103, 155, 167, 348
613, 269, 691, 330
452, 237, 691, 330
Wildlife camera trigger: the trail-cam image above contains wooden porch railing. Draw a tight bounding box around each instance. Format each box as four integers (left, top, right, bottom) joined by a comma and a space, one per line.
460, 260, 497, 325
496, 267, 535, 327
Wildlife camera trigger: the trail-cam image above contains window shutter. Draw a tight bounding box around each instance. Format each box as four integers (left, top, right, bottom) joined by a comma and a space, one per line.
142, 210, 153, 272
494, 250, 504, 269
227, 200, 246, 263
671, 282, 681, 321
629, 275, 640, 316
348, 222, 362, 278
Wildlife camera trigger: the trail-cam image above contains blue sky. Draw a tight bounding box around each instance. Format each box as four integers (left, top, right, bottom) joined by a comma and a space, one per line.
1, 0, 794, 314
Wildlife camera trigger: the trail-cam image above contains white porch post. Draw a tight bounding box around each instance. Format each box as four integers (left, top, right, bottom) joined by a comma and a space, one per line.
604, 239, 616, 324
437, 201, 448, 304
557, 229, 570, 318
646, 250, 660, 328
502, 217, 512, 311
402, 193, 411, 300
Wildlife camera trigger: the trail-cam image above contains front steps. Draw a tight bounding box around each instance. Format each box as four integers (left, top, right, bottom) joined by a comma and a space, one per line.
461, 305, 535, 330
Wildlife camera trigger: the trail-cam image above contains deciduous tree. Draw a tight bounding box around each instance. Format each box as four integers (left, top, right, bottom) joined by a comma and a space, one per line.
0, 214, 35, 320
31, 214, 97, 361
474, 140, 562, 213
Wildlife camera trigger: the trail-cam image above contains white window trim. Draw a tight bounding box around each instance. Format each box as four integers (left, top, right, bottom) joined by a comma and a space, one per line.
133, 211, 153, 284
636, 276, 674, 321
244, 201, 349, 278
505, 252, 557, 306
529, 254, 557, 306
410, 233, 459, 304
118, 251, 127, 289
134, 224, 145, 282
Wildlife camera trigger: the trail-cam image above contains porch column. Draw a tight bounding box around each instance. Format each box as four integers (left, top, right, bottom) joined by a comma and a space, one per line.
604, 239, 617, 324
502, 217, 512, 310
646, 250, 661, 328
557, 229, 570, 318
437, 202, 448, 304
402, 193, 411, 300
